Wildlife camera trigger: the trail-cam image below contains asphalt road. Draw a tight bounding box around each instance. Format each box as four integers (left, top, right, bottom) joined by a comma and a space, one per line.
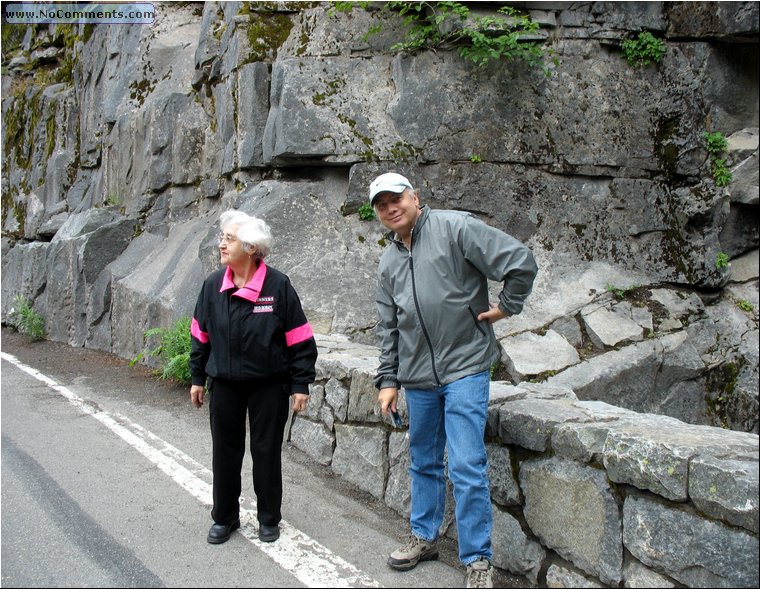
1, 329, 532, 588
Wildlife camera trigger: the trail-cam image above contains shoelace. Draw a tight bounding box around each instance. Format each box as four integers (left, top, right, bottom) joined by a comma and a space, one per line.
467, 562, 491, 588
402, 534, 423, 551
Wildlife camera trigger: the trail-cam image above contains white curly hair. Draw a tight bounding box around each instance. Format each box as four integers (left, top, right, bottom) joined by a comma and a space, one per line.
219, 209, 272, 259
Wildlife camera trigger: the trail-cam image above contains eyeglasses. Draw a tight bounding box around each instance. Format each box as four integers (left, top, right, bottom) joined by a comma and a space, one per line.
217, 233, 238, 245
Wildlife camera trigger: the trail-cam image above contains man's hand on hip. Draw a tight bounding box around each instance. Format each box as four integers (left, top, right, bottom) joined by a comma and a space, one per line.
478, 303, 508, 324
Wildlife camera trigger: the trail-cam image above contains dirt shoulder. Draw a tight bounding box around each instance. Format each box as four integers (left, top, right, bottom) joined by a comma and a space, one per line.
1, 327, 189, 410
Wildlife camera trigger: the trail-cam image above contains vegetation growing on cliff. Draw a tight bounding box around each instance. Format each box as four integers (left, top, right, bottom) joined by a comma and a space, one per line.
621, 31, 666, 67
1, 23, 90, 230
1, 21, 27, 54
358, 203, 375, 220
703, 131, 733, 187
3, 83, 43, 170
705, 359, 746, 429
239, 2, 295, 63
331, 1, 555, 72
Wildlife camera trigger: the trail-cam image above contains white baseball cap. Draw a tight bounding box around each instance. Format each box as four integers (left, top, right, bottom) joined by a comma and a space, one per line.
368, 172, 413, 206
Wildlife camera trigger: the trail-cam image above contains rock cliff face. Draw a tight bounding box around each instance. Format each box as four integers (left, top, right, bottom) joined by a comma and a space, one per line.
2, 2, 758, 431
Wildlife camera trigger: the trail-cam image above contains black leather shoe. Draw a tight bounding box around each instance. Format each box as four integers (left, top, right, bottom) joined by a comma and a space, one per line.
258, 524, 280, 543
207, 519, 240, 544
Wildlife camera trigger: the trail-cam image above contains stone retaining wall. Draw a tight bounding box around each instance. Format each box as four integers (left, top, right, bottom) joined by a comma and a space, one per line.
290, 334, 759, 588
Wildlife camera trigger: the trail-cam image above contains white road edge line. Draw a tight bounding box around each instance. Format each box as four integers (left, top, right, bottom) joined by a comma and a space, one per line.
2, 352, 383, 589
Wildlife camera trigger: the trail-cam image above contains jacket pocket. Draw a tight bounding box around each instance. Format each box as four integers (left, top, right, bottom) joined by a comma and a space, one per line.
467, 305, 486, 336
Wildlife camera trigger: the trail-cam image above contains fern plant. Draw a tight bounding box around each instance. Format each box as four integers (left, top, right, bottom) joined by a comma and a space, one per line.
132, 316, 192, 385
8, 295, 46, 341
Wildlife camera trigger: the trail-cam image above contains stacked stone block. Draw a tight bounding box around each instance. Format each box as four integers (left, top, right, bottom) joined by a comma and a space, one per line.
292, 334, 759, 587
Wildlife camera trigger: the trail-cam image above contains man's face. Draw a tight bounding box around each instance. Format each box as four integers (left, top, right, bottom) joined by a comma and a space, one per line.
373, 189, 420, 238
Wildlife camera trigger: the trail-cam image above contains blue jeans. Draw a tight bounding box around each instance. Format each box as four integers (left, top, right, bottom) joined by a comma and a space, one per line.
405, 370, 492, 565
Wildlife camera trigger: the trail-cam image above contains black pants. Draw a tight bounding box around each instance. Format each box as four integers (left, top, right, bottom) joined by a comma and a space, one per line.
209, 378, 290, 527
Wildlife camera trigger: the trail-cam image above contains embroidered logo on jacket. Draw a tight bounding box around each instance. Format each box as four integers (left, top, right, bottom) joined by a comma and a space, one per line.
253, 296, 274, 313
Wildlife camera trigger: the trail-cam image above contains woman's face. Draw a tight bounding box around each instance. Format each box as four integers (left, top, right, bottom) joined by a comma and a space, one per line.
218, 224, 248, 267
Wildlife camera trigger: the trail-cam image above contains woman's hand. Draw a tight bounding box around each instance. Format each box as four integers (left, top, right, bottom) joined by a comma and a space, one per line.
292, 393, 309, 413
190, 385, 205, 408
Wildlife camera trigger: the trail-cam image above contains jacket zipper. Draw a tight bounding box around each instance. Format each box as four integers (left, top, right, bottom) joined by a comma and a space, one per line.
407, 229, 442, 387
226, 289, 233, 379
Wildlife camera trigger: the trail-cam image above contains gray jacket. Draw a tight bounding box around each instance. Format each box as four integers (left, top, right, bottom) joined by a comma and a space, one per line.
375, 206, 538, 391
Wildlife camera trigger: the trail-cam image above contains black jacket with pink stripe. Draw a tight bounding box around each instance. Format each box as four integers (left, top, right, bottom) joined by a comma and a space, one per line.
190, 263, 317, 393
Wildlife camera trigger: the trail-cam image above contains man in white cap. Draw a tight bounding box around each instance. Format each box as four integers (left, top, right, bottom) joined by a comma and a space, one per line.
369, 172, 538, 589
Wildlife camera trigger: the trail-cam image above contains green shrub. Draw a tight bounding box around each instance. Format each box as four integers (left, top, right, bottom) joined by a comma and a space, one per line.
704, 131, 728, 156
132, 316, 192, 385
8, 295, 46, 341
358, 202, 376, 221
621, 31, 666, 67
703, 131, 733, 187
712, 159, 732, 187
332, 1, 554, 73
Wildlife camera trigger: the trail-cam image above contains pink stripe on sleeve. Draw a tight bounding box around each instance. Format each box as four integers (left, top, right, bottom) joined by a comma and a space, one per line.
285, 323, 314, 347
191, 317, 209, 344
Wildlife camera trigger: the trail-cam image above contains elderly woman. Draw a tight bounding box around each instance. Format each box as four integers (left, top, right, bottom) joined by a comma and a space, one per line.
189, 209, 317, 545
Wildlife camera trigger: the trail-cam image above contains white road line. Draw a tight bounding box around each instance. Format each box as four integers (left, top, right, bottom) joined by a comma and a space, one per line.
2, 352, 383, 588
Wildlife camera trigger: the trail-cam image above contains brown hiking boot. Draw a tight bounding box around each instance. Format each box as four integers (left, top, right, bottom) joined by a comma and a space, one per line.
465, 558, 493, 588
387, 534, 439, 571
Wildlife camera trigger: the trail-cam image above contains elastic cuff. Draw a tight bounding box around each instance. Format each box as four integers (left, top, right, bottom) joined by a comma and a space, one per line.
377, 378, 399, 390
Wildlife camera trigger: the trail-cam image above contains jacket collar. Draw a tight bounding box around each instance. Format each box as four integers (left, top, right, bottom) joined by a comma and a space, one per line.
220, 262, 268, 303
